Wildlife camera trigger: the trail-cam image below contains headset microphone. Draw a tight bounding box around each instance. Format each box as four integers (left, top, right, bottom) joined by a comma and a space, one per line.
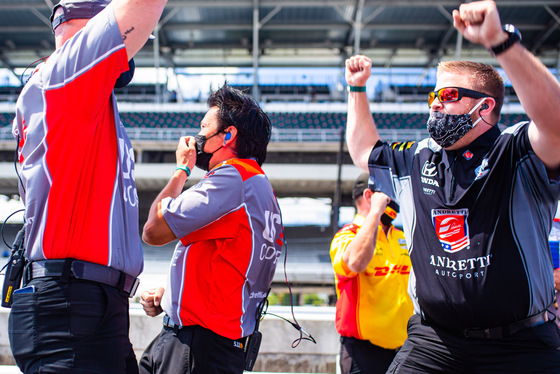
222, 132, 238, 154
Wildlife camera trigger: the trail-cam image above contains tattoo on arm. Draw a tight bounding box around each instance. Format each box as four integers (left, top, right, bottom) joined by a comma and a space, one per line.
122, 26, 135, 41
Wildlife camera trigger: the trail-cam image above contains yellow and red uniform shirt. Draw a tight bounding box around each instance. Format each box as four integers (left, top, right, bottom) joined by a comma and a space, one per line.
330, 214, 413, 349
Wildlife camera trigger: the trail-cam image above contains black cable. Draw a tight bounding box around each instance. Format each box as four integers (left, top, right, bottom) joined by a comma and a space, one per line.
0, 225, 25, 275
262, 311, 317, 347
480, 114, 496, 128
20, 56, 48, 87
1, 132, 28, 273
254, 287, 270, 331
281, 240, 316, 347
15, 134, 25, 196
259, 238, 316, 348
1, 209, 25, 250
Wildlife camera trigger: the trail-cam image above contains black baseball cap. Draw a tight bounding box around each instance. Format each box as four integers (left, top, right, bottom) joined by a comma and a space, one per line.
50, 0, 111, 32
352, 172, 372, 200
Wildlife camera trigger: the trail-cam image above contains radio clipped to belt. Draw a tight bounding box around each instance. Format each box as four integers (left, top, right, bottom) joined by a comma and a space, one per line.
2, 227, 27, 308
244, 291, 268, 371
244, 330, 262, 371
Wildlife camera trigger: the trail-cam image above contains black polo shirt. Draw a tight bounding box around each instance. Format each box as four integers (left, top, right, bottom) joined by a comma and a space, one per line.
369, 122, 560, 331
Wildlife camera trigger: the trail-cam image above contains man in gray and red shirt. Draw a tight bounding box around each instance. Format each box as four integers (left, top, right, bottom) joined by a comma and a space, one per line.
139, 84, 284, 374
9, 1, 166, 373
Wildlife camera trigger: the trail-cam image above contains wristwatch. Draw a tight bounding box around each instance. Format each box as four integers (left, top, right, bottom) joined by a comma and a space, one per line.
489, 24, 521, 56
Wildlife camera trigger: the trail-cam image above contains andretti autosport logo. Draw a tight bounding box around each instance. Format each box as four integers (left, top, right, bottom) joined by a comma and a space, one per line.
432, 209, 470, 253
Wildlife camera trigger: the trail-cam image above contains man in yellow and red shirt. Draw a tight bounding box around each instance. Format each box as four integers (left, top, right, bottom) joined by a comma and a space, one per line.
330, 173, 413, 374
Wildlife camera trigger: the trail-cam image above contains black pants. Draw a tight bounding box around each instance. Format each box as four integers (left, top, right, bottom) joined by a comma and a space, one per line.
8, 277, 138, 374
388, 314, 560, 373
339, 336, 398, 374
139, 324, 245, 374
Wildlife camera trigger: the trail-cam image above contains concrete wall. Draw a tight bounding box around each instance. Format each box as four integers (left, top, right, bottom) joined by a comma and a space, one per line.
0, 305, 339, 373
0, 310, 12, 366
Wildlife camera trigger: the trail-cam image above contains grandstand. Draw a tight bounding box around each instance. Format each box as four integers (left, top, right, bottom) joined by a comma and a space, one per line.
0, 93, 530, 171
0, 86, 21, 103
0, 103, 529, 132
115, 84, 177, 103
390, 84, 432, 103
231, 83, 334, 103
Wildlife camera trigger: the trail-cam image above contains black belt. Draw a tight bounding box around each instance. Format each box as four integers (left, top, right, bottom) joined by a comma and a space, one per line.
462, 311, 549, 339
162, 315, 247, 346
26, 259, 139, 298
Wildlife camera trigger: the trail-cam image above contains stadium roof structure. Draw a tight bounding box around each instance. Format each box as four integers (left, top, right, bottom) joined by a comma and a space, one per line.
2, 0, 560, 79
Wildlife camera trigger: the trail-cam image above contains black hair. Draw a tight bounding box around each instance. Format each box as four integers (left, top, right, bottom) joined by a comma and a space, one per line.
208, 82, 271, 166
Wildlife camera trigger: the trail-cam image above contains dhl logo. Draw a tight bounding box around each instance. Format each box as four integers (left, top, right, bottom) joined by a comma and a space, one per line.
385, 206, 398, 219
366, 265, 410, 277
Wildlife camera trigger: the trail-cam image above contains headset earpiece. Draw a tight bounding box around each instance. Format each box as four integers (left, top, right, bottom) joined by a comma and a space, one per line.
225, 132, 231, 140
481, 103, 489, 110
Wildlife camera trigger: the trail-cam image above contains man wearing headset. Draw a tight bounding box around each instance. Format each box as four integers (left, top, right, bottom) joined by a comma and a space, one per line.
139, 84, 284, 374
345, 1, 560, 372
8, 0, 166, 373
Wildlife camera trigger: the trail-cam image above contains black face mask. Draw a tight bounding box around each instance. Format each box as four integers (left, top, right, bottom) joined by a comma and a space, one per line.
380, 200, 400, 226
115, 59, 135, 89
194, 132, 223, 171
426, 98, 485, 148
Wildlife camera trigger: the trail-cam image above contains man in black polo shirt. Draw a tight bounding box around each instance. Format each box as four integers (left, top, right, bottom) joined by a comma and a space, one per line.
346, 1, 560, 372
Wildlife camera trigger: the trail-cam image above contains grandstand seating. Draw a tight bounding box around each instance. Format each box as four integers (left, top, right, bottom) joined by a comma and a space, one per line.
231, 84, 332, 102
119, 111, 419, 130
115, 84, 177, 103
120, 112, 205, 129
0, 86, 22, 103
124, 112, 528, 130
392, 85, 433, 102
0, 111, 530, 131
0, 82, 521, 106
504, 86, 520, 103
0, 113, 14, 127
0, 81, 529, 133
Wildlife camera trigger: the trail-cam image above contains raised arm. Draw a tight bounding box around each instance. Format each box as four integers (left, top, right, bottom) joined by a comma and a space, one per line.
112, 0, 167, 59
453, 0, 560, 177
345, 55, 380, 172
342, 191, 390, 273
142, 136, 196, 245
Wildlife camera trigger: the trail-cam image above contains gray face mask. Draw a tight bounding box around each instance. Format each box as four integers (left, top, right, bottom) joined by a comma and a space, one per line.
427, 99, 485, 148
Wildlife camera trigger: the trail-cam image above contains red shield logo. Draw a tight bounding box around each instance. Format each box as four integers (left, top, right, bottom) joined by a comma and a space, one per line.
432, 209, 470, 253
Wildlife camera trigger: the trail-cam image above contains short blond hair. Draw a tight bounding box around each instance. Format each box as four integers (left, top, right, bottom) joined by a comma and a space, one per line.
437, 61, 505, 118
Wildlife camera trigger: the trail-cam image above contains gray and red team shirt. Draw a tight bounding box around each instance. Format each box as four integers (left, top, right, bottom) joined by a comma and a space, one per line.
369, 122, 560, 331
160, 158, 284, 340
12, 4, 142, 277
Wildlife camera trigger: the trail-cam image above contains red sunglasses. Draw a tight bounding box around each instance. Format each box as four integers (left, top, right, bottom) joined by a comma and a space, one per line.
428, 87, 491, 108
